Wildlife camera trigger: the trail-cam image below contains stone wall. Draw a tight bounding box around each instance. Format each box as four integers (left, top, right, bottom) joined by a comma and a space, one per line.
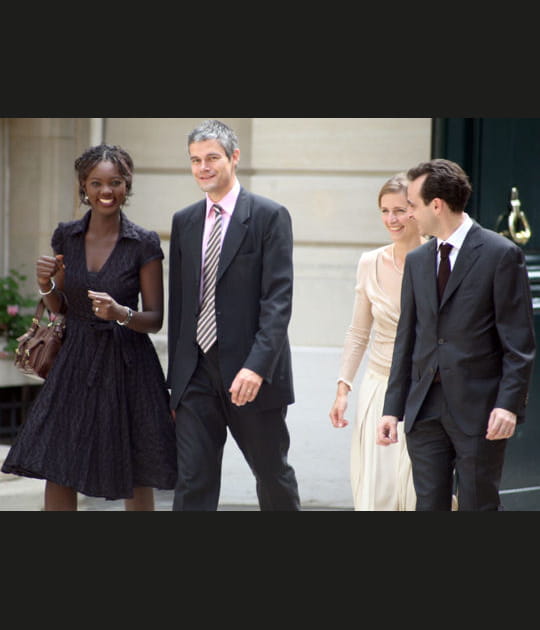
105, 117, 431, 347
2, 117, 431, 348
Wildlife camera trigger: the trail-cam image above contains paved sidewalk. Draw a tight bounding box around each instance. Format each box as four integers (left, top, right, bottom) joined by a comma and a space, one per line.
79, 491, 352, 511
0, 347, 357, 511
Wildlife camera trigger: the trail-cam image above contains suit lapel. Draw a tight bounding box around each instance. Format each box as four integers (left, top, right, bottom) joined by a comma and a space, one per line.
440, 222, 483, 308
420, 238, 439, 316
217, 188, 250, 282
186, 202, 206, 289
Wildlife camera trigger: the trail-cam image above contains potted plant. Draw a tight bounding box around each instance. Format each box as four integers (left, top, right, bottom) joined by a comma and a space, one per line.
0, 268, 37, 357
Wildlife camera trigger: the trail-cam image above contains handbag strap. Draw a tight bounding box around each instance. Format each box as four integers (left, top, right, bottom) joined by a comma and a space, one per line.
33, 299, 47, 322
34, 297, 67, 323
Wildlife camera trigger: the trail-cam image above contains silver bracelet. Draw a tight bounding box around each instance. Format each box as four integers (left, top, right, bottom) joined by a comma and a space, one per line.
38, 278, 56, 296
116, 306, 133, 326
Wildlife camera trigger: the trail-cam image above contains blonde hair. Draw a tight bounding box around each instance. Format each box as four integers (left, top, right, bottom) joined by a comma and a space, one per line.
378, 172, 408, 207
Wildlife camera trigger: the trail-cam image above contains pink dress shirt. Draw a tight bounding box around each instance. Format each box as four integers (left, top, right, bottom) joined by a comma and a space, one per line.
199, 178, 241, 302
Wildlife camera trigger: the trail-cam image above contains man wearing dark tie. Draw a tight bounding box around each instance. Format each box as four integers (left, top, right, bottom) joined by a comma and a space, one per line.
167, 119, 300, 511
377, 159, 535, 511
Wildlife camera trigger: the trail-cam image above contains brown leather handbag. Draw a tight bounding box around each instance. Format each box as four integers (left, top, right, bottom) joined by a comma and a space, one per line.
14, 299, 66, 379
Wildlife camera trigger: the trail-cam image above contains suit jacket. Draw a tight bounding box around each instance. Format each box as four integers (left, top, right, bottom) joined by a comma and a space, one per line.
383, 221, 536, 436
167, 186, 295, 412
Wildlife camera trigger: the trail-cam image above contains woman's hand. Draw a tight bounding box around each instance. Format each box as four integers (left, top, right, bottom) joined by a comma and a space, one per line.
88, 290, 126, 322
36, 254, 64, 291
329, 382, 351, 428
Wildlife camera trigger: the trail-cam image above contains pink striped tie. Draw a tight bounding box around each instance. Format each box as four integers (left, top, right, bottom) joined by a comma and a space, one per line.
196, 205, 223, 353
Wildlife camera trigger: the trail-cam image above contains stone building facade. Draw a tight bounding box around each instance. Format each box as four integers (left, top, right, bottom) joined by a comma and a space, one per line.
0, 117, 431, 351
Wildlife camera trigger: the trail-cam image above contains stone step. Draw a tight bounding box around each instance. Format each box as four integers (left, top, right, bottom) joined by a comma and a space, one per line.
0, 476, 45, 510
0, 444, 45, 510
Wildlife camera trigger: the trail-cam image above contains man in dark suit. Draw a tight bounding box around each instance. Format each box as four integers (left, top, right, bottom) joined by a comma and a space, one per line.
167, 119, 300, 511
377, 159, 535, 511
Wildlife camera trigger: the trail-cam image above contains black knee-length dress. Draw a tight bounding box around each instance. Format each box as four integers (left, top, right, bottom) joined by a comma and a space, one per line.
2, 211, 177, 500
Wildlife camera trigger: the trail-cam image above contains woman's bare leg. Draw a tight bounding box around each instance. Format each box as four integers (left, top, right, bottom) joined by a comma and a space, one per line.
124, 487, 155, 511
44, 481, 78, 511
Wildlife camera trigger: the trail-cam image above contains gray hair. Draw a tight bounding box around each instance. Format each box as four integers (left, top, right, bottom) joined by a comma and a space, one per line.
188, 119, 239, 159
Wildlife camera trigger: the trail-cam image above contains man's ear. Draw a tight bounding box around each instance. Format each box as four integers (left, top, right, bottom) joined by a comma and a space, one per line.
431, 197, 443, 215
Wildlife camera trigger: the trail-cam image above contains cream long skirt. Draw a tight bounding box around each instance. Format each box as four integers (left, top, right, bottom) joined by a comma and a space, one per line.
350, 368, 416, 511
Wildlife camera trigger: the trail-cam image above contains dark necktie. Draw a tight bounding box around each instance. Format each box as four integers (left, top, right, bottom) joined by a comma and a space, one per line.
433, 242, 454, 383
437, 242, 453, 300
196, 205, 223, 353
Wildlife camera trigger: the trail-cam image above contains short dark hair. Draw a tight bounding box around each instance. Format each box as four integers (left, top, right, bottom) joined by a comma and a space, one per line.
74, 143, 134, 206
407, 158, 472, 213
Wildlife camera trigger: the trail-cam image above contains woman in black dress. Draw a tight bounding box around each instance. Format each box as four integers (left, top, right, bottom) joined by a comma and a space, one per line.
2, 144, 177, 510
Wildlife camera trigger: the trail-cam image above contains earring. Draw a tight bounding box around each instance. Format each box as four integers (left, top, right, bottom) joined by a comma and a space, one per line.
83, 195, 89, 204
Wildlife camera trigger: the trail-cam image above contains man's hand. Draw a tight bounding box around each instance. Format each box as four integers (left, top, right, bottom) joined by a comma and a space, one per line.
486, 408, 517, 441
229, 368, 263, 407
377, 415, 399, 446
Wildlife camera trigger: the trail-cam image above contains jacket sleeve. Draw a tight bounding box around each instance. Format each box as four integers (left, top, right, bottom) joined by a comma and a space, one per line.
242, 205, 293, 381
166, 213, 182, 388
382, 257, 416, 420
493, 244, 536, 414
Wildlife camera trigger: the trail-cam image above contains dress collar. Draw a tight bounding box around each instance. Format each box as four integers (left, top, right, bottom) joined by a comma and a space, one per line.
68, 210, 141, 240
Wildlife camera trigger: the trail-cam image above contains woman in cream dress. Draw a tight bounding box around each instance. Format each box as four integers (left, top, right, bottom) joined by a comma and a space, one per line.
329, 173, 425, 510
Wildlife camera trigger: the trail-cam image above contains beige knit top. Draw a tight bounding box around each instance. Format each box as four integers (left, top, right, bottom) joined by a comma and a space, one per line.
338, 245, 403, 386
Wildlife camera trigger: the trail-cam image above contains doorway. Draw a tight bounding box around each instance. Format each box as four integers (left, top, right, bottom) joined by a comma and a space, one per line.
432, 118, 540, 510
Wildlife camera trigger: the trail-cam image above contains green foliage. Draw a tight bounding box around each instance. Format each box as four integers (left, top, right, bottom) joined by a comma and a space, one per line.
0, 269, 38, 354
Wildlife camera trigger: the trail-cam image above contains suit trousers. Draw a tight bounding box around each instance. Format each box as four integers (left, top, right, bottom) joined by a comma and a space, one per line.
405, 382, 507, 511
172, 344, 301, 511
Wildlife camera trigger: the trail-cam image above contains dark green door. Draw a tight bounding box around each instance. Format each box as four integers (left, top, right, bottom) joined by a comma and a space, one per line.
433, 118, 540, 510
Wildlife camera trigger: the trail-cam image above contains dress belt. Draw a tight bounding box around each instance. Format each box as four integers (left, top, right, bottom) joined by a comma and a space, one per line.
68, 316, 134, 387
